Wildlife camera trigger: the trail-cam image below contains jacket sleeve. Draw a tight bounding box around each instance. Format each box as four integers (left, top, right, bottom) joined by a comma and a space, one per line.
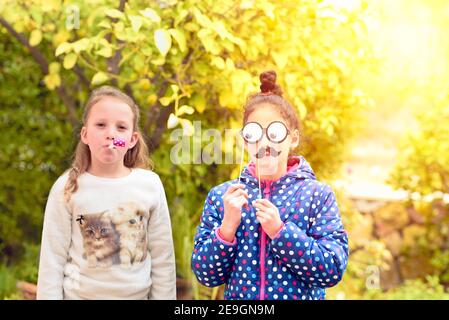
191, 186, 238, 287
37, 176, 72, 300
147, 175, 177, 300
269, 183, 349, 288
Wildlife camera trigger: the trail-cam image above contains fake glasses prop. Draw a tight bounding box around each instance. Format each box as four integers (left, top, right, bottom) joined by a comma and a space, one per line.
240, 121, 290, 144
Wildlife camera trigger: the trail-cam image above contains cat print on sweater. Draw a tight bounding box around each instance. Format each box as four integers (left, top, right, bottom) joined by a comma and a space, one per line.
77, 203, 149, 268
110, 202, 149, 268
77, 211, 120, 268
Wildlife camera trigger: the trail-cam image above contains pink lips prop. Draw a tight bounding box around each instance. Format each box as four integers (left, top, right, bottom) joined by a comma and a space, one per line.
108, 138, 126, 149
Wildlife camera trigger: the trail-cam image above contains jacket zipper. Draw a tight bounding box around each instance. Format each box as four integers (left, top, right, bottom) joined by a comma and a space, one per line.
259, 181, 272, 300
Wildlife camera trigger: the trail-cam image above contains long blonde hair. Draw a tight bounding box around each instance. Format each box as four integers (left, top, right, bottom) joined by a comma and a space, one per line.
64, 86, 153, 202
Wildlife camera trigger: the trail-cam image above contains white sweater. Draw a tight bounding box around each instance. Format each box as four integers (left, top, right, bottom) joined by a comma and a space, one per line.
36, 168, 176, 300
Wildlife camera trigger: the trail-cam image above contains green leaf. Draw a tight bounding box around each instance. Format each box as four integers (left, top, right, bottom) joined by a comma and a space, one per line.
170, 84, 179, 94
151, 56, 165, 66
42, 0, 61, 12
105, 9, 124, 19
198, 31, 220, 55
326, 125, 334, 137
168, 29, 186, 53
72, 38, 90, 53
139, 8, 161, 23
91, 71, 109, 85
96, 46, 113, 58
29, 30, 42, 47
55, 42, 71, 56
129, 15, 143, 33
154, 29, 172, 56
191, 94, 206, 114
295, 98, 308, 120
211, 56, 225, 70
43, 73, 61, 90
98, 20, 112, 29
49, 62, 60, 74
271, 51, 289, 69
176, 105, 195, 116
212, 21, 230, 40
62, 53, 77, 69
141, 47, 153, 57
225, 58, 235, 70
159, 97, 172, 107
167, 113, 179, 129
192, 8, 213, 28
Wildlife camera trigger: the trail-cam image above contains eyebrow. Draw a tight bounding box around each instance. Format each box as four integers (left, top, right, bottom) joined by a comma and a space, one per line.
93, 118, 131, 125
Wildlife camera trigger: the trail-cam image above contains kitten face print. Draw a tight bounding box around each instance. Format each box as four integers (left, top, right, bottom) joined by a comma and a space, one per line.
77, 202, 149, 268
110, 202, 149, 268
78, 211, 120, 268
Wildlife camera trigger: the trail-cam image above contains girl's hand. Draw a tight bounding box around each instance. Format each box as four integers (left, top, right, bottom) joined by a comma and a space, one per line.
253, 199, 283, 239
220, 184, 248, 242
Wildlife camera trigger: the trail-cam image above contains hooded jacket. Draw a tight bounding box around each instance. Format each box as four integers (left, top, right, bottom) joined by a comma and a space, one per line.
191, 156, 349, 300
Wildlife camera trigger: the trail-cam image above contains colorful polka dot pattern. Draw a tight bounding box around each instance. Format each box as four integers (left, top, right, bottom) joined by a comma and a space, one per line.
191, 156, 349, 300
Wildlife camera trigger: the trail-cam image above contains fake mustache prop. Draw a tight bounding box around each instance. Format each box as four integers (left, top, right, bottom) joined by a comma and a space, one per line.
254, 146, 282, 159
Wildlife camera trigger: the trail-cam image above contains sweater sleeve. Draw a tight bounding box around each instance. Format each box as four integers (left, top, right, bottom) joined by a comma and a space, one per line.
36, 176, 72, 300
269, 183, 349, 288
191, 187, 238, 287
147, 175, 177, 300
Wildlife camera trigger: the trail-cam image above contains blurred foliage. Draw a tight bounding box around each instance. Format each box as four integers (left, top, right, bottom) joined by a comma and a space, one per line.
366, 276, 449, 300
390, 97, 449, 196
326, 189, 393, 299
0, 264, 16, 299
328, 275, 449, 300
388, 90, 449, 292
327, 195, 449, 299
0, 243, 39, 299
0, 32, 73, 262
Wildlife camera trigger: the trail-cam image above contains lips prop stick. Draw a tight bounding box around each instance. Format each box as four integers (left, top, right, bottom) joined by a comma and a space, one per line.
108, 138, 126, 149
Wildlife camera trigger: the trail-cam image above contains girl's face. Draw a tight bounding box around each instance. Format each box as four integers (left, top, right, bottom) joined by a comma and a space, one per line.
244, 103, 299, 178
81, 97, 138, 166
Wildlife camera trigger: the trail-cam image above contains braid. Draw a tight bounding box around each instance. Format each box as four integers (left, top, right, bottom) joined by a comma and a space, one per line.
64, 166, 81, 202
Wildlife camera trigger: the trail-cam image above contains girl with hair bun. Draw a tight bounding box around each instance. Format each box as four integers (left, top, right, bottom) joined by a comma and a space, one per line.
192, 71, 348, 300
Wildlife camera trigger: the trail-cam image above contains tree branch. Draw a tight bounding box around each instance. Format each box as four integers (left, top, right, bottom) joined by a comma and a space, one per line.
144, 78, 168, 133
143, 47, 195, 152
148, 104, 174, 153
0, 15, 79, 127
72, 65, 91, 90
106, 0, 127, 86
123, 83, 136, 102
0, 16, 48, 73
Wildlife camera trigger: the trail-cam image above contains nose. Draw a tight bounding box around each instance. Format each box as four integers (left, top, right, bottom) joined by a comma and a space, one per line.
258, 133, 270, 149
105, 126, 116, 140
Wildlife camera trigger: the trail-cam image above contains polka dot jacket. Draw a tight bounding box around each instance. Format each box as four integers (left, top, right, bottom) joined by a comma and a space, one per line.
191, 156, 349, 300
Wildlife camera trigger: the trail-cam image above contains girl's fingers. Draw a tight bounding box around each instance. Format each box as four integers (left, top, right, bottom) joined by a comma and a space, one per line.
256, 217, 265, 224
256, 208, 275, 220
252, 202, 266, 213
252, 201, 273, 212
253, 199, 275, 209
232, 196, 248, 208
225, 184, 245, 195
256, 214, 266, 223
255, 211, 270, 220
229, 188, 249, 199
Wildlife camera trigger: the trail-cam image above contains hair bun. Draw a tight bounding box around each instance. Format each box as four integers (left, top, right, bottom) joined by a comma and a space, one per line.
259, 70, 283, 96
